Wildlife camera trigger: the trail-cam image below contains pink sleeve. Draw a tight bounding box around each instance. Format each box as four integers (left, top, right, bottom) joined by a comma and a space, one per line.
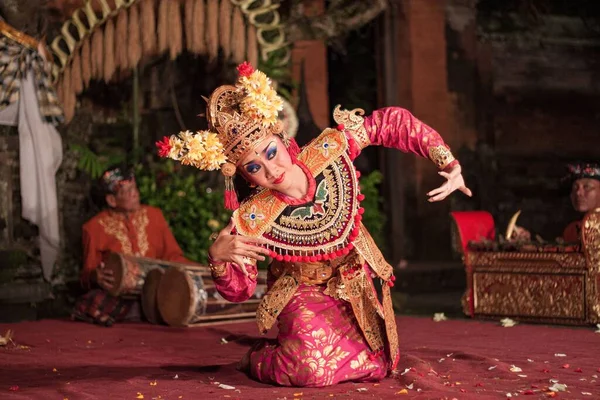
211, 261, 258, 303
363, 107, 459, 170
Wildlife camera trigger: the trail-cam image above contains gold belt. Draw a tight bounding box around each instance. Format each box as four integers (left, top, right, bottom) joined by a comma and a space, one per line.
270, 260, 335, 285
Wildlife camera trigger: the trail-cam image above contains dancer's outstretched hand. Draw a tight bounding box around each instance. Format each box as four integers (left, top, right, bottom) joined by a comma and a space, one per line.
427, 164, 472, 202
208, 219, 270, 276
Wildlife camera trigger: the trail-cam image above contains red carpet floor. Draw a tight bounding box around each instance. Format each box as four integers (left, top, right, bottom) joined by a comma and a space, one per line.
0, 316, 599, 399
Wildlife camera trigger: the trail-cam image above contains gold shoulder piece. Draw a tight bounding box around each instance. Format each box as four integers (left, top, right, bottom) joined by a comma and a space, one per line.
428, 145, 456, 170
333, 105, 370, 150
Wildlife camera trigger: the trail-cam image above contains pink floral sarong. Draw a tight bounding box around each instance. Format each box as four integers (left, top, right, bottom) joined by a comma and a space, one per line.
249, 284, 388, 387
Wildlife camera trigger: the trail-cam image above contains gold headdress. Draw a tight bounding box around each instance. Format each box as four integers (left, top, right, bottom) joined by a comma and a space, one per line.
156, 62, 297, 210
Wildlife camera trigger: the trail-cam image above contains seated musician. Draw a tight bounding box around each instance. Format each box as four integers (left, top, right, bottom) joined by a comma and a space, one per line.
512, 162, 600, 242
72, 166, 192, 326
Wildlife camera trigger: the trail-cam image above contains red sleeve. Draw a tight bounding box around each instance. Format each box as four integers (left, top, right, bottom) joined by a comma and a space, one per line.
363, 107, 459, 170
211, 261, 258, 303
208, 226, 259, 303
80, 223, 102, 288
563, 221, 581, 243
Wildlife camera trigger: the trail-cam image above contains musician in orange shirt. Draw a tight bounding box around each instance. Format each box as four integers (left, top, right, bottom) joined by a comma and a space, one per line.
72, 167, 191, 326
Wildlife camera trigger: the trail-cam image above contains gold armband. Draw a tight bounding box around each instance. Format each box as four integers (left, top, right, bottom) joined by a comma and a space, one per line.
428, 145, 456, 170
208, 256, 227, 277
209, 263, 227, 277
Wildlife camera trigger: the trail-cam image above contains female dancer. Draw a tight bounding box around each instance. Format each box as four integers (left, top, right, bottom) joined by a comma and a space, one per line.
157, 62, 471, 387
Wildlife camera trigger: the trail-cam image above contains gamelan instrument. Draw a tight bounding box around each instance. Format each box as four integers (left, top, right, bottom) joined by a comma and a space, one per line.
156, 265, 267, 327
103, 252, 196, 297
141, 268, 165, 324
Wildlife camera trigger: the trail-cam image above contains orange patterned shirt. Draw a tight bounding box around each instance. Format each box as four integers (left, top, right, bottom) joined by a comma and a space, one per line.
81, 205, 189, 285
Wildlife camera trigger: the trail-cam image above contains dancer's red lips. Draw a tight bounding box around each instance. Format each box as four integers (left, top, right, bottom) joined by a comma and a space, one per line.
273, 173, 285, 185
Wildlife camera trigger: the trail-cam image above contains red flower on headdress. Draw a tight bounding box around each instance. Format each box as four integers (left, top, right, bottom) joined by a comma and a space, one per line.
237, 61, 255, 77
156, 136, 171, 158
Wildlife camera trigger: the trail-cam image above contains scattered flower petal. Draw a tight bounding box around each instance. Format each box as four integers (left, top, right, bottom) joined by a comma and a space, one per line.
406, 383, 414, 390
575, 368, 583, 373
396, 389, 408, 395
220, 338, 228, 344
542, 369, 551, 373
518, 374, 528, 378
562, 364, 570, 369
527, 359, 534, 362
218, 384, 235, 390
173, 374, 179, 379
594, 324, 600, 333
52, 368, 58, 372
510, 365, 523, 373
293, 393, 303, 397
506, 394, 512, 398
500, 318, 518, 327
489, 365, 497, 370
582, 392, 592, 396
149, 381, 157, 386
433, 313, 447, 322
554, 353, 567, 357
549, 383, 567, 392
136, 393, 144, 399
357, 388, 368, 392
400, 368, 411, 376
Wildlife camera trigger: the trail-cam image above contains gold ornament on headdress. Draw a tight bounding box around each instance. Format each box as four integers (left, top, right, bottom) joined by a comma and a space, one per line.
156, 62, 286, 210
157, 62, 284, 170
156, 130, 226, 171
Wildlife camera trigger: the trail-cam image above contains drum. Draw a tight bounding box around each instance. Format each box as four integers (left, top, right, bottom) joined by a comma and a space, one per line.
156, 266, 267, 327
103, 253, 163, 297
104, 253, 196, 298
141, 268, 165, 324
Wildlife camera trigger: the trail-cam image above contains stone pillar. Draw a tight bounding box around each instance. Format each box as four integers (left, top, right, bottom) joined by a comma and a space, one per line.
380, 0, 475, 261
291, 0, 330, 130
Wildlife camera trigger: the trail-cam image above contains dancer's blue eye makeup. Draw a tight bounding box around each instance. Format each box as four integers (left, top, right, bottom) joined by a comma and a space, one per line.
243, 141, 277, 175
245, 163, 261, 174
266, 142, 277, 160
